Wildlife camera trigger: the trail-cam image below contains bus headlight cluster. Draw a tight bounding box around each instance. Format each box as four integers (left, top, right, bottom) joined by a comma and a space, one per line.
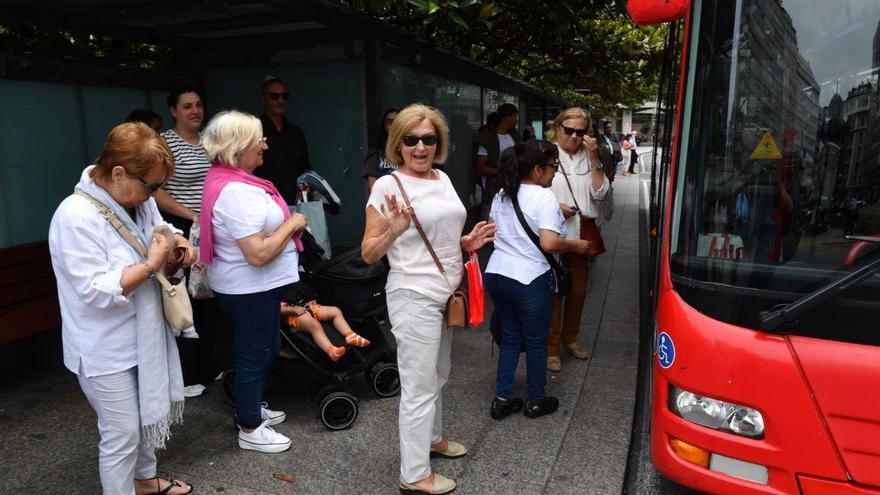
670, 386, 764, 439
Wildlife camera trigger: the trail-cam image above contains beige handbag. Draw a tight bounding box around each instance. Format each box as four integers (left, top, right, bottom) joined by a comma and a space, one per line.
390, 174, 468, 329
75, 191, 194, 330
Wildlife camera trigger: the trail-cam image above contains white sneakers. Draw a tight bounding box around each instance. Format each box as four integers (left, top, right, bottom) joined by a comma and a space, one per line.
238, 404, 290, 453
183, 384, 206, 398
261, 402, 286, 425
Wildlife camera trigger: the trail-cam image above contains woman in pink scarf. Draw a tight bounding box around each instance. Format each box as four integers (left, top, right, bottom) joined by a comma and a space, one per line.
200, 110, 307, 454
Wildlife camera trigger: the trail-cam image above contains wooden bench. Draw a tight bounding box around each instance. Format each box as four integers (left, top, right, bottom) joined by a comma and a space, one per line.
0, 242, 61, 344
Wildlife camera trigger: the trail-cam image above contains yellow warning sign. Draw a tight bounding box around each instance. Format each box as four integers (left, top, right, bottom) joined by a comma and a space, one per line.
751, 131, 782, 160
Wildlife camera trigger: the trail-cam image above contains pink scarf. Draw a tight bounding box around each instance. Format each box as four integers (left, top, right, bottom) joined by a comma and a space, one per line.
199, 163, 302, 264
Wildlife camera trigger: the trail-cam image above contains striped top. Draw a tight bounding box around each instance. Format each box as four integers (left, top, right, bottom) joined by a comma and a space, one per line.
161, 129, 211, 213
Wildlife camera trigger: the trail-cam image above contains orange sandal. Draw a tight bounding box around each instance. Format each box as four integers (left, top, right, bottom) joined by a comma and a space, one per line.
345, 332, 371, 347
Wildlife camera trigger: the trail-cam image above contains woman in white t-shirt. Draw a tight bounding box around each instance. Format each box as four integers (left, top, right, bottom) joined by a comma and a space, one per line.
546, 107, 609, 373
199, 111, 308, 455
361, 104, 495, 495
485, 142, 591, 421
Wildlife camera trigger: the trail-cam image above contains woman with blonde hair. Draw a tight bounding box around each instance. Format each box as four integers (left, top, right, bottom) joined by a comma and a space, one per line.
545, 107, 609, 373
48, 122, 196, 494
361, 103, 495, 494
199, 110, 308, 454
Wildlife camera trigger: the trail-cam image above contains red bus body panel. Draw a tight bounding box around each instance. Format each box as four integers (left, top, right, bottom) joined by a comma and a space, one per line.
626, 0, 690, 25
634, 0, 880, 491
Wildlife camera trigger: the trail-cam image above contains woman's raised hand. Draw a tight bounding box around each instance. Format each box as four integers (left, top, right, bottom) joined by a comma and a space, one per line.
290, 212, 308, 233
381, 193, 411, 236
462, 220, 496, 251
583, 135, 598, 153
146, 234, 171, 271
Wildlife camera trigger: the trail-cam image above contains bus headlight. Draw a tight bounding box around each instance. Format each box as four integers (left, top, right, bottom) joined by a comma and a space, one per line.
670, 386, 765, 439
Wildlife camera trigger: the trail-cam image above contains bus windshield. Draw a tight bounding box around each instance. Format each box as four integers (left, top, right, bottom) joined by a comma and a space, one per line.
670, 0, 880, 343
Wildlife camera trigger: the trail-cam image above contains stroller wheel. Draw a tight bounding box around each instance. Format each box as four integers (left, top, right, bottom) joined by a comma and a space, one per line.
368, 362, 400, 398
220, 369, 236, 407
318, 388, 358, 430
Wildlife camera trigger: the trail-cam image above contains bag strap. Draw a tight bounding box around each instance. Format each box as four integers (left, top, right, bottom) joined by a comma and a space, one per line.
74, 190, 177, 293
510, 193, 565, 275
389, 172, 456, 293
557, 161, 582, 212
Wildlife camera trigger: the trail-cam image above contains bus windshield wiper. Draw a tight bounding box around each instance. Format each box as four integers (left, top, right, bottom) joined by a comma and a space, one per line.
760, 245, 880, 332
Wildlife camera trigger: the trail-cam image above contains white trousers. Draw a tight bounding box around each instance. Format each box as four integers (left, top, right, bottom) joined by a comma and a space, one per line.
78, 365, 157, 495
387, 289, 453, 483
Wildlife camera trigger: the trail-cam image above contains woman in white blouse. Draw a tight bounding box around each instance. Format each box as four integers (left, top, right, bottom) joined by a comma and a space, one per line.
361, 104, 495, 495
546, 108, 609, 373
199, 110, 307, 454
48, 122, 196, 495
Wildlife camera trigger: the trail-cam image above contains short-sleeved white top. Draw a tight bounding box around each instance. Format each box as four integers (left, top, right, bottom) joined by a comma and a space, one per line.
486, 184, 565, 285
209, 182, 299, 294
367, 171, 467, 303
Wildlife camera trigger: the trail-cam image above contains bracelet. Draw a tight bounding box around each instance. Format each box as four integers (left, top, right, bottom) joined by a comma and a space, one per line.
142, 262, 156, 279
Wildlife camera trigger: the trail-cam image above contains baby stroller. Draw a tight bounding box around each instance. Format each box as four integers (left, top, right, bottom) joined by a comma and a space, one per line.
221, 241, 397, 430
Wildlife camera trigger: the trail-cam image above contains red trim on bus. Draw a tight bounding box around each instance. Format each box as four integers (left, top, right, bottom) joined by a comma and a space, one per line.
627, 0, 690, 25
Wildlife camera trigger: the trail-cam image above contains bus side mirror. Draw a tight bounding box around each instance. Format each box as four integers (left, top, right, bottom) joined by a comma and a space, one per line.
627, 0, 690, 25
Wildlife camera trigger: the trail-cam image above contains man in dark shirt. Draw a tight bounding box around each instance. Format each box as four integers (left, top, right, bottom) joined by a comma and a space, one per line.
256, 77, 312, 204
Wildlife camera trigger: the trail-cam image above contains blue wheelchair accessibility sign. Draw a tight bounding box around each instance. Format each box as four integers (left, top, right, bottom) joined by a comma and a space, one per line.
657, 331, 675, 369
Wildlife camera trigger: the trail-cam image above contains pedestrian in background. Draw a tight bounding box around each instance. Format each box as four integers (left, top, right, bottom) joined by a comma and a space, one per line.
486, 141, 591, 420
545, 108, 609, 373
361, 103, 495, 494
48, 122, 195, 495
363, 107, 400, 192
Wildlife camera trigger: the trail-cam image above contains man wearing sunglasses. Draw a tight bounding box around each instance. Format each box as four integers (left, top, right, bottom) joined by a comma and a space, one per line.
598, 120, 623, 182
256, 76, 312, 204
476, 102, 522, 219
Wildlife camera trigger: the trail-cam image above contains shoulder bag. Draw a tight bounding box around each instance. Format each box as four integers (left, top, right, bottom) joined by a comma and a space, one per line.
558, 161, 606, 257
75, 190, 194, 330
510, 194, 572, 296
390, 173, 468, 328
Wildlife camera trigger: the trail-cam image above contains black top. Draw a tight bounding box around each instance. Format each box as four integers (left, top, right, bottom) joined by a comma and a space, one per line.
255, 113, 312, 204
362, 150, 396, 179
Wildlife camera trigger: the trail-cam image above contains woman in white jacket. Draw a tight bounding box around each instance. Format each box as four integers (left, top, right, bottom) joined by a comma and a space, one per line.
545, 107, 609, 372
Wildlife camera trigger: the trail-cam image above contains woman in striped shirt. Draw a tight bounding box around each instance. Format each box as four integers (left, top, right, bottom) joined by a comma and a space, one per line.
156, 87, 222, 398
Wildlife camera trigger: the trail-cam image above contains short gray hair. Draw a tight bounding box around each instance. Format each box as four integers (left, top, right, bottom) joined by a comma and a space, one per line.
202, 110, 263, 168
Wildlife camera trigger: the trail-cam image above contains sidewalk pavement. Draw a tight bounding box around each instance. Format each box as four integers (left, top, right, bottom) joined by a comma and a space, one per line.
0, 169, 643, 495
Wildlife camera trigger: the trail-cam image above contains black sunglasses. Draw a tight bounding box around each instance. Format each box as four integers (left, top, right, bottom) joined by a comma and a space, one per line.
561, 125, 588, 137
266, 91, 290, 101
132, 175, 164, 193
402, 134, 438, 147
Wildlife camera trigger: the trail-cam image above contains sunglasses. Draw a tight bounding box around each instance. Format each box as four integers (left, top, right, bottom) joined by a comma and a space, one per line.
402, 134, 438, 147
132, 175, 165, 193
266, 91, 290, 101
561, 125, 588, 137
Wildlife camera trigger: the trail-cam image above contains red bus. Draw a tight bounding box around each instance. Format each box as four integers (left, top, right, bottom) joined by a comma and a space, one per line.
629, 1, 880, 493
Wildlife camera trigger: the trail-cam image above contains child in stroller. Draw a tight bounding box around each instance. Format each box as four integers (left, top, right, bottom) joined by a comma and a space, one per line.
280, 299, 371, 362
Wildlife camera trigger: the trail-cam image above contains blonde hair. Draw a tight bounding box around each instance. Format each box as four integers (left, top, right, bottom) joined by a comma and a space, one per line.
545, 107, 592, 143
92, 122, 174, 181
202, 110, 263, 167
385, 104, 449, 166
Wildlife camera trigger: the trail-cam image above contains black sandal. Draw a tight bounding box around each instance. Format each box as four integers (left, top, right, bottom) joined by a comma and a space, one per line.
137, 477, 194, 495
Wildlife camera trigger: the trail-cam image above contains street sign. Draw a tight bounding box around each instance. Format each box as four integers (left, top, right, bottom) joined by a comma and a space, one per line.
751, 131, 782, 160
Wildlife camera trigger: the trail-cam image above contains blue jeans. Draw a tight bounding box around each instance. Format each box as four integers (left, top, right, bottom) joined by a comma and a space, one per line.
485, 270, 554, 401
214, 285, 288, 428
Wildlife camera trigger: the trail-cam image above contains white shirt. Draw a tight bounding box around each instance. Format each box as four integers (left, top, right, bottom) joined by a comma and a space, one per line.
367, 171, 467, 303
49, 194, 160, 377
550, 146, 609, 239
209, 182, 299, 294
486, 185, 565, 285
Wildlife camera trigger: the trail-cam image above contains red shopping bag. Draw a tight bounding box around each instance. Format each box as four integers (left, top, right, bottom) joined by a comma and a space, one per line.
465, 251, 485, 327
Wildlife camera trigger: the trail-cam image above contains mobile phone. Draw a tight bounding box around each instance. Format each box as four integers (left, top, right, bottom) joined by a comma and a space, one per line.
570, 206, 580, 213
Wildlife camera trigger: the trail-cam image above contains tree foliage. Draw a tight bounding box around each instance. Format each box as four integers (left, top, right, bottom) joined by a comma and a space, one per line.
341, 0, 667, 114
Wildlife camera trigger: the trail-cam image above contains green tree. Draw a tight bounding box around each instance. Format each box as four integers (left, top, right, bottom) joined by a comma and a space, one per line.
341, 0, 667, 113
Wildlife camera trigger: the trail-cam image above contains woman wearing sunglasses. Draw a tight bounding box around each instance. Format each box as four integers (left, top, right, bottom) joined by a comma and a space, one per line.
48, 122, 196, 494
486, 142, 592, 421
545, 107, 609, 373
361, 104, 495, 494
